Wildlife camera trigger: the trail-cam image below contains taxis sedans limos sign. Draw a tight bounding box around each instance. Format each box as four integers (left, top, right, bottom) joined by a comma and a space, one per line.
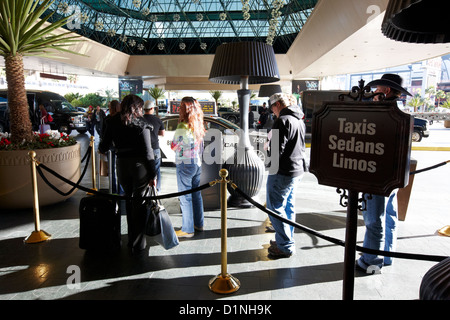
309, 101, 413, 197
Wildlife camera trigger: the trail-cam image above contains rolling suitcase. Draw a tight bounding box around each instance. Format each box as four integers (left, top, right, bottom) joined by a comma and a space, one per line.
79, 193, 121, 251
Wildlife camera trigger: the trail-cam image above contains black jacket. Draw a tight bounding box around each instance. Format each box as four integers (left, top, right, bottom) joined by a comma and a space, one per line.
99, 113, 156, 178
270, 105, 306, 177
143, 114, 164, 150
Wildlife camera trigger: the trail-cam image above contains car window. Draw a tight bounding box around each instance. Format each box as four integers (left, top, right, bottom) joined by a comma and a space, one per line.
210, 117, 239, 130
164, 118, 179, 131
207, 119, 239, 136
206, 120, 224, 132
52, 100, 77, 112
163, 116, 240, 137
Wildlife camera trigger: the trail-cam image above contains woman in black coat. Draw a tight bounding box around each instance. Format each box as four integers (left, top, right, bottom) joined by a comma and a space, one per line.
99, 94, 156, 252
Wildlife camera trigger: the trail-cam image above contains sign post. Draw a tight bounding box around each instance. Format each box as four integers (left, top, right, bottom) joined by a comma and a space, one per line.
309, 84, 413, 300
342, 189, 359, 300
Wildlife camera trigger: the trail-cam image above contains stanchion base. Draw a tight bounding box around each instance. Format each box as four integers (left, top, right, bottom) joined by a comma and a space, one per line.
438, 225, 450, 237
86, 188, 98, 196
209, 273, 240, 294
24, 230, 51, 244
227, 195, 253, 208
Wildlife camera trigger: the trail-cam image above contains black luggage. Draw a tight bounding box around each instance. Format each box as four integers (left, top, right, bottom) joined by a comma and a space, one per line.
79, 193, 121, 251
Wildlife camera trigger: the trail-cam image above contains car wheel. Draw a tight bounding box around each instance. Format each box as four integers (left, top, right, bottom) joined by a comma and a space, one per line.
227, 115, 238, 124
59, 125, 72, 135
412, 130, 422, 142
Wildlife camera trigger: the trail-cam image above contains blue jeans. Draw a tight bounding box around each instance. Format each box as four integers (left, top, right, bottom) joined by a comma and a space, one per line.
358, 191, 398, 269
154, 149, 161, 192
266, 173, 302, 255
176, 162, 204, 233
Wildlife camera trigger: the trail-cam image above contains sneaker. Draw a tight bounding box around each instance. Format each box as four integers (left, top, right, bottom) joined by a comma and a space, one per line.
355, 260, 382, 274
194, 225, 204, 232
175, 230, 194, 238
268, 245, 293, 259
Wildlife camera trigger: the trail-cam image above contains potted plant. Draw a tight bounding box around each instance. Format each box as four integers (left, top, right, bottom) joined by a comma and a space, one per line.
0, 0, 83, 209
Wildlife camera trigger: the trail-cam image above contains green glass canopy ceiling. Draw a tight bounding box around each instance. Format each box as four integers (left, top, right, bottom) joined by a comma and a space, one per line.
45, 0, 317, 55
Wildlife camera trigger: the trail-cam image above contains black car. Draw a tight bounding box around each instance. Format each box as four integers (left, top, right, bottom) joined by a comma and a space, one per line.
217, 105, 259, 127
0, 90, 87, 134
412, 117, 429, 142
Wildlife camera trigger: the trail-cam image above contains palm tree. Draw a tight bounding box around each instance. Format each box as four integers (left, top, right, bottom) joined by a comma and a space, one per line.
0, 0, 81, 144
435, 89, 446, 107
442, 93, 450, 109
148, 87, 166, 105
101, 88, 118, 104
407, 93, 425, 112
209, 90, 222, 106
442, 100, 450, 109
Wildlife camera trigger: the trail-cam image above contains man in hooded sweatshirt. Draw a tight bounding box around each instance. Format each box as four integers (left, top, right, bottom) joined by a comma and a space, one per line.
266, 93, 306, 259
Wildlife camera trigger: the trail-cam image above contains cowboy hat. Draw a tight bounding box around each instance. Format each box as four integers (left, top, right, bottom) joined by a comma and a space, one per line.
366, 73, 412, 96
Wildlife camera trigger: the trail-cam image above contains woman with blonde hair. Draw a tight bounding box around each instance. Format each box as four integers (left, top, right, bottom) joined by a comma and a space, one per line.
171, 97, 206, 238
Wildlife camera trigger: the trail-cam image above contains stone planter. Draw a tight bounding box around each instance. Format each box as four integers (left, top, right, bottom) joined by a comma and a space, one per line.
0, 143, 81, 210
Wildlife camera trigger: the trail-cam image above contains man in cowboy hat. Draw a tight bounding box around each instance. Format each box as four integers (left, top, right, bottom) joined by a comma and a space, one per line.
356, 74, 411, 274
366, 73, 412, 101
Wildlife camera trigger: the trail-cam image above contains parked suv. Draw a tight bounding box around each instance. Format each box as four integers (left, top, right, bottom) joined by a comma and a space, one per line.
412, 117, 429, 142
0, 90, 87, 134
218, 105, 259, 127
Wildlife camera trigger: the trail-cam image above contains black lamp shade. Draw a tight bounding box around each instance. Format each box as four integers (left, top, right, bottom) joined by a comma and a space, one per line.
258, 84, 282, 97
209, 41, 280, 84
382, 0, 450, 43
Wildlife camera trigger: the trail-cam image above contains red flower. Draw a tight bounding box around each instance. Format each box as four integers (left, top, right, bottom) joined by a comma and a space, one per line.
0, 137, 11, 146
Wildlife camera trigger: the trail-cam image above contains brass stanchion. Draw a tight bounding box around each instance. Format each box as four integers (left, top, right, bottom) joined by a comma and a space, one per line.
24, 151, 51, 244
89, 136, 97, 193
208, 169, 241, 294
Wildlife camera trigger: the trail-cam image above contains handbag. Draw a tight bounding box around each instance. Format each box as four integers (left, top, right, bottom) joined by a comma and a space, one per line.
144, 186, 161, 236
144, 186, 179, 250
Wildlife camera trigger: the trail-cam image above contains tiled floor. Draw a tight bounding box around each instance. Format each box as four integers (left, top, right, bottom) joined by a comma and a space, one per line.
0, 124, 449, 302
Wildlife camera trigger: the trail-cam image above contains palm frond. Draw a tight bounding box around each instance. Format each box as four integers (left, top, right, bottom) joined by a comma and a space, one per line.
0, 0, 83, 57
